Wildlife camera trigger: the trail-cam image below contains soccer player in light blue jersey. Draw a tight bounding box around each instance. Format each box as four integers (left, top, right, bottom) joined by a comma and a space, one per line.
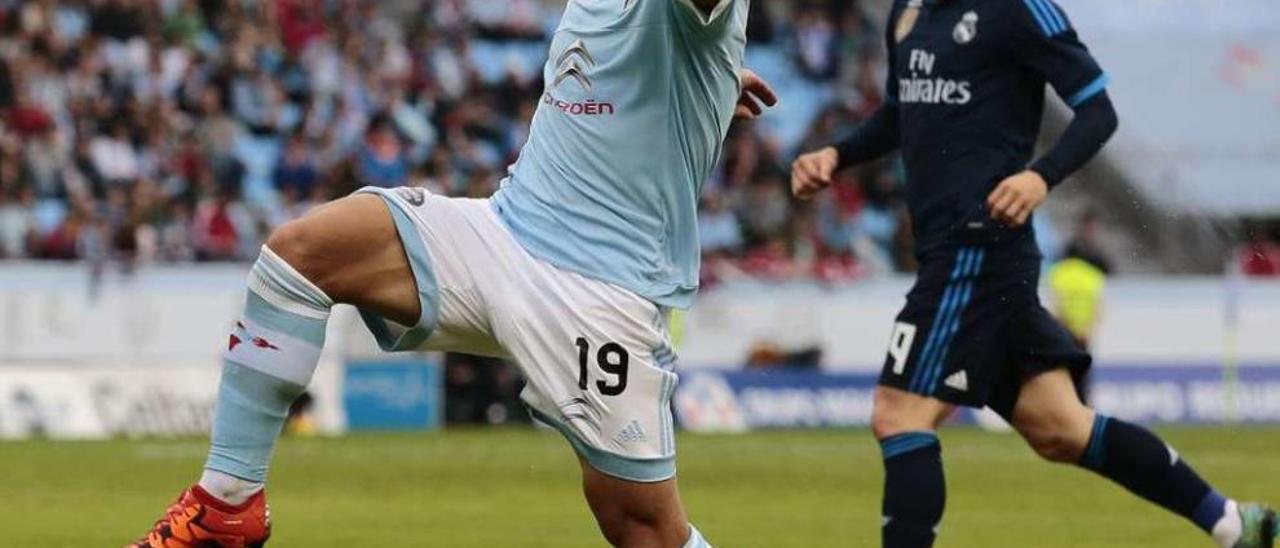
128, 1, 776, 547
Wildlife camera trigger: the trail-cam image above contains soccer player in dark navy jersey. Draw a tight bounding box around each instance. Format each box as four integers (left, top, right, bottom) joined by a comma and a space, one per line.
792, 1, 1277, 547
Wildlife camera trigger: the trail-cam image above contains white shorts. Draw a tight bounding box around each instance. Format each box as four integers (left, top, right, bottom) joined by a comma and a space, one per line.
356, 186, 680, 482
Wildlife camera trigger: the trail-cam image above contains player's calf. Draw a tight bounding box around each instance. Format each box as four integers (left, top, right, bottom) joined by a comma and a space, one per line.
1013, 369, 1276, 548
581, 463, 707, 548
871, 387, 954, 548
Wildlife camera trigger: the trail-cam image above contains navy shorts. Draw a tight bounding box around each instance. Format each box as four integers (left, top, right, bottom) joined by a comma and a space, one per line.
879, 244, 1092, 417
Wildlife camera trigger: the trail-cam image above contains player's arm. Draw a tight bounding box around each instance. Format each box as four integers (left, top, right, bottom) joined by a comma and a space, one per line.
792, 5, 903, 200
988, 0, 1119, 226
791, 103, 900, 200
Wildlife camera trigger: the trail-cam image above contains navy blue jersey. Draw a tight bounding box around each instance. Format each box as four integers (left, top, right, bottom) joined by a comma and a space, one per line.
884, 0, 1107, 259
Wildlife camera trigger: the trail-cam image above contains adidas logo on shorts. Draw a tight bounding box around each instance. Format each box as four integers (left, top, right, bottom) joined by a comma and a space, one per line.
613, 420, 648, 445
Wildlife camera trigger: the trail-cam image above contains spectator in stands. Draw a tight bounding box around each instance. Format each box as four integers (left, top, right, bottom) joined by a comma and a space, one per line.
1238, 223, 1280, 277
273, 132, 319, 213
793, 5, 841, 80
1062, 210, 1114, 275
356, 120, 410, 188
1049, 248, 1106, 353
192, 189, 240, 261
0, 0, 912, 278
0, 186, 35, 258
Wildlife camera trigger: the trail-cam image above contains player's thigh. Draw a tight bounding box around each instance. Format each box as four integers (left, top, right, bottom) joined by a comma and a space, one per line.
871, 385, 955, 440
266, 194, 419, 326
993, 305, 1095, 456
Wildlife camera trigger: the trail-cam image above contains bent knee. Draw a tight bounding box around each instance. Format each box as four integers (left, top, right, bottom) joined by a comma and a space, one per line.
871, 411, 916, 441
1021, 429, 1088, 463
1012, 402, 1094, 464
264, 219, 336, 288
262, 195, 405, 303
264, 219, 313, 267
872, 388, 951, 440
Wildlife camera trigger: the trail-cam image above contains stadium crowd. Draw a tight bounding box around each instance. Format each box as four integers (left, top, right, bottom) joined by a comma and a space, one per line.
0, 0, 919, 282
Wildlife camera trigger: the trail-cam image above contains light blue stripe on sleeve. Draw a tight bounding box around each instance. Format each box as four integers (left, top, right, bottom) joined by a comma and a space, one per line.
1036, 0, 1068, 34
1022, 0, 1056, 35
1067, 73, 1111, 107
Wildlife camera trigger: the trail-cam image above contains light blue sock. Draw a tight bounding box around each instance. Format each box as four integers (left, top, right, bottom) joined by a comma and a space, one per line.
203, 247, 332, 484
683, 524, 712, 548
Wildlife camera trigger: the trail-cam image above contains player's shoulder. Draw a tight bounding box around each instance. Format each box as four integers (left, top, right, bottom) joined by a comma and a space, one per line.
988, 0, 1077, 33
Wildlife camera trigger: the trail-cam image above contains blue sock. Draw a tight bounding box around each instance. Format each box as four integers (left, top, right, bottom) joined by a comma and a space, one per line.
881, 432, 945, 548
203, 247, 333, 483
1079, 415, 1227, 534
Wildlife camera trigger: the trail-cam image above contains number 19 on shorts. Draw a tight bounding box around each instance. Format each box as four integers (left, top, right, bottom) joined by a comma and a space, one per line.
576, 337, 630, 396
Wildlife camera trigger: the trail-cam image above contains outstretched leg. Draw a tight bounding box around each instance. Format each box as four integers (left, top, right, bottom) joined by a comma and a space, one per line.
871, 386, 955, 548
1010, 368, 1277, 548
130, 195, 421, 547
202, 195, 421, 501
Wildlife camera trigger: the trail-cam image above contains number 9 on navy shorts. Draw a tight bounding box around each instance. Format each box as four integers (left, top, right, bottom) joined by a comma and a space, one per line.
879, 245, 1092, 417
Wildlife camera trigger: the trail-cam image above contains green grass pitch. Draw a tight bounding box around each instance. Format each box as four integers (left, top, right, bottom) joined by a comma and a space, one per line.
3, 427, 1278, 547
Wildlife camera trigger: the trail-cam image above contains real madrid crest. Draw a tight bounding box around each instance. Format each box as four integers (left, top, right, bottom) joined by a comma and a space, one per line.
953, 11, 979, 45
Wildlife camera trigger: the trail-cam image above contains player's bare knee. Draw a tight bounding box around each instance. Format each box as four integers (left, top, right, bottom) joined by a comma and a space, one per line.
1021, 427, 1087, 463
264, 218, 341, 289
871, 406, 944, 441
871, 409, 909, 441
1013, 410, 1091, 463
872, 387, 948, 440
1012, 392, 1094, 463
264, 220, 319, 275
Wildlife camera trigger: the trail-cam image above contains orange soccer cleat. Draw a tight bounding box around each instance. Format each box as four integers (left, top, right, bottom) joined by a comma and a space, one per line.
127, 485, 271, 548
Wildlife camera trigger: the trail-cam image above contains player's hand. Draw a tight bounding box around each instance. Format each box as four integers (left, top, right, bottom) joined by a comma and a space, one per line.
736, 69, 779, 121
791, 147, 840, 200
987, 170, 1049, 227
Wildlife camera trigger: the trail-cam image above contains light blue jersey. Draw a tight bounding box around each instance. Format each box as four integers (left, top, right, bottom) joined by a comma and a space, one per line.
491, 0, 748, 309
